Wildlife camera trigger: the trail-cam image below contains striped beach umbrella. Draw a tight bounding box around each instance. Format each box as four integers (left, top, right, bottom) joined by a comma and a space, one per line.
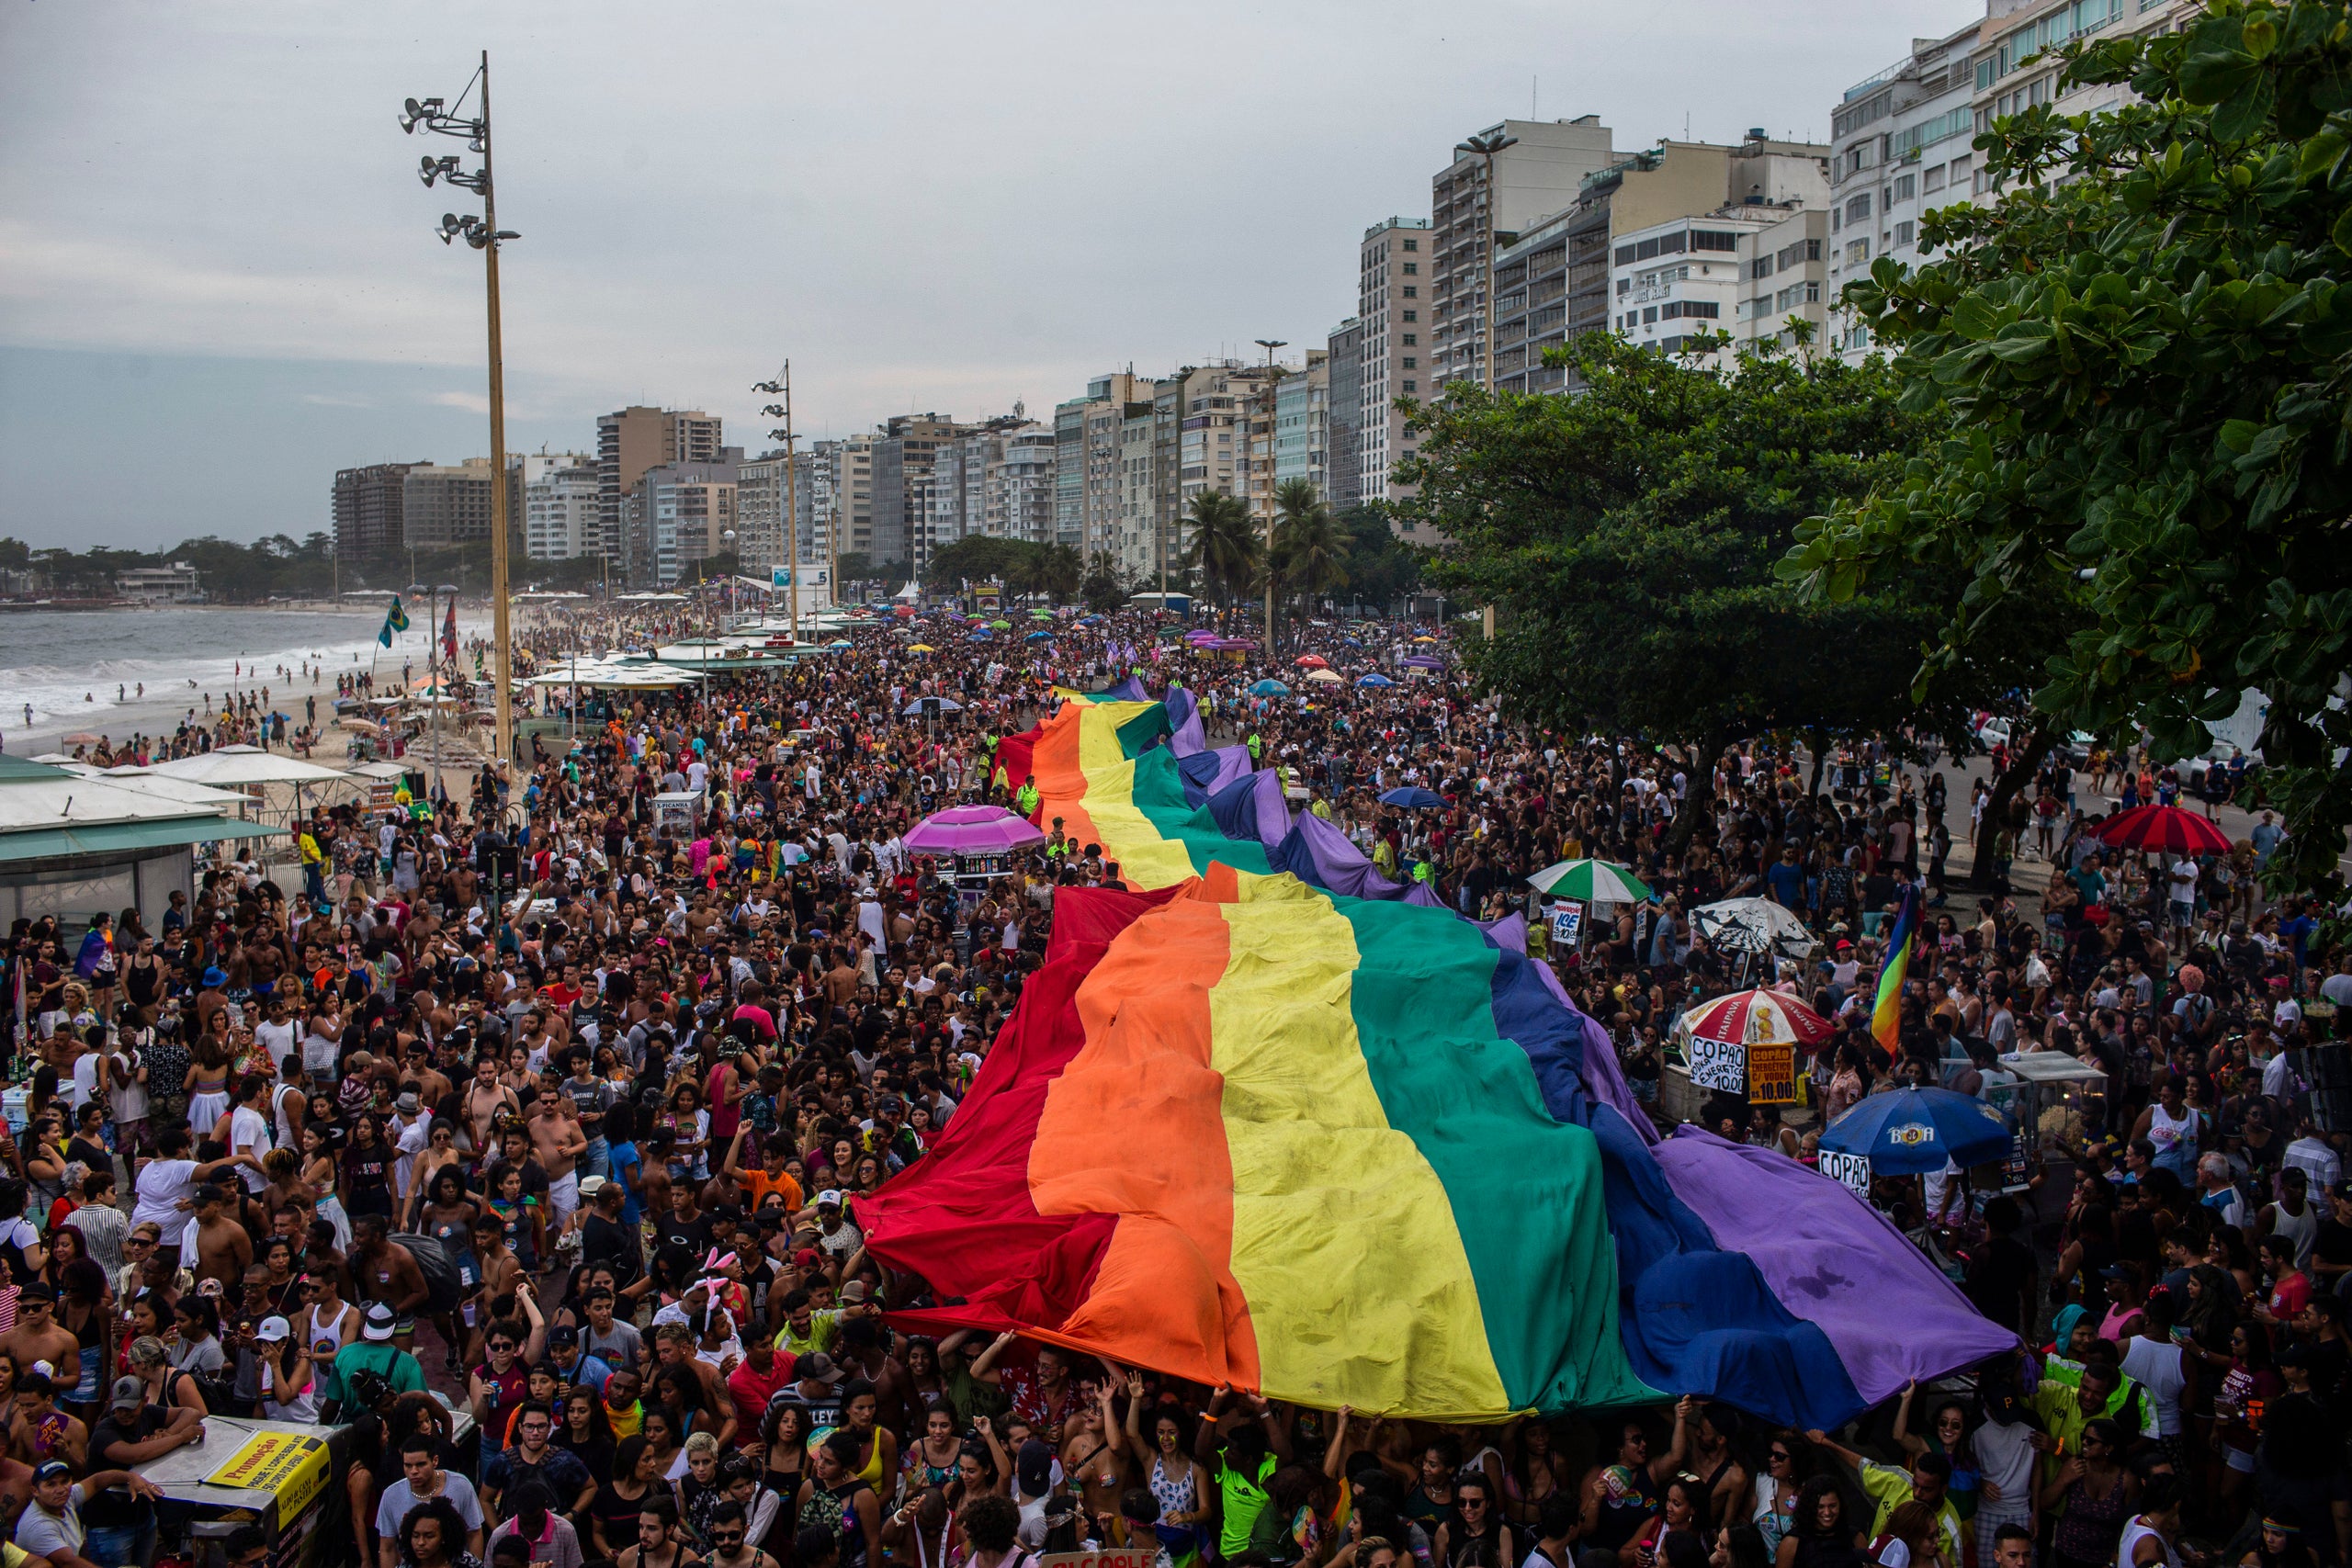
2091, 803, 2231, 856
1673, 987, 1835, 1048
1526, 858, 1653, 903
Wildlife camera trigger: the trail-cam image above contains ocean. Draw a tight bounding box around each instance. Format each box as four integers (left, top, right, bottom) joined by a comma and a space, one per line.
0, 604, 490, 752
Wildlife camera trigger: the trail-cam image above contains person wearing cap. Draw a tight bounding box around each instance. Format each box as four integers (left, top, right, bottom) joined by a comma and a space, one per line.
85, 1371, 195, 1567
17, 1458, 163, 1568
545, 1324, 614, 1395
322, 1300, 426, 1417
251, 1314, 321, 1422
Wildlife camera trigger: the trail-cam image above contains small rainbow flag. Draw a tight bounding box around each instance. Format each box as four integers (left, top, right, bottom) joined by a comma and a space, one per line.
1871, 883, 1920, 1054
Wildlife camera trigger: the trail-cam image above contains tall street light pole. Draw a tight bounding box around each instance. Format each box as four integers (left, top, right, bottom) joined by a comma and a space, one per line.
1254, 338, 1284, 652
754, 364, 797, 644
405, 54, 521, 781
1454, 130, 1517, 391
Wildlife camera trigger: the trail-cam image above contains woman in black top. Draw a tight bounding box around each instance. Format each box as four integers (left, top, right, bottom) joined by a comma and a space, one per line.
343, 1113, 395, 1220
556, 1386, 616, 1487
591, 1436, 662, 1561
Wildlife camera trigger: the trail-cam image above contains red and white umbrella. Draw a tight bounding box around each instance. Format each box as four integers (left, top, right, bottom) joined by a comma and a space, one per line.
1294, 654, 1329, 670
1673, 987, 1834, 1048
2091, 803, 2231, 856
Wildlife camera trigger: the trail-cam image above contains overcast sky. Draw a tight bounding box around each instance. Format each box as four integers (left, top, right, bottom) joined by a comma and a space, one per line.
0, 0, 1973, 551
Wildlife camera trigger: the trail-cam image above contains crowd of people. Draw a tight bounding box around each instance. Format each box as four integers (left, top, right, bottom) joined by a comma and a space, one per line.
0, 599, 2343, 1568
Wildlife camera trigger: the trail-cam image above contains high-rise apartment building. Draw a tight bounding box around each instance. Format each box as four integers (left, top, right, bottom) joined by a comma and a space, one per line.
1970, 0, 2180, 175
1325, 320, 1363, 513
918, 417, 1059, 572
735, 451, 817, 579
1490, 133, 1829, 394
1051, 376, 1150, 558
810, 435, 876, 567
596, 406, 721, 568
639, 449, 741, 587
1273, 352, 1330, 498
332, 463, 422, 559
1827, 22, 1982, 359
401, 459, 504, 549
525, 462, 600, 560
1430, 117, 1618, 391
1357, 217, 1430, 511
869, 415, 964, 572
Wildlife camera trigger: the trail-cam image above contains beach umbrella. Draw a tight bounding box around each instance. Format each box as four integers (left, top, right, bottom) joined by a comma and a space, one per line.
906, 643, 936, 653
1025, 630, 1054, 641
1294, 654, 1329, 669
1412, 636, 1438, 643
1355, 673, 1395, 688
2091, 803, 2231, 856
1249, 679, 1290, 696
902, 695, 966, 716
1303, 669, 1343, 684
1818, 1087, 2011, 1176
989, 618, 1013, 629
906, 804, 1046, 855
1527, 858, 1653, 903
62, 732, 105, 746
1379, 785, 1444, 810
1690, 897, 1816, 960
969, 628, 994, 640
1671, 987, 1834, 1049
826, 640, 852, 649
1029, 609, 1054, 619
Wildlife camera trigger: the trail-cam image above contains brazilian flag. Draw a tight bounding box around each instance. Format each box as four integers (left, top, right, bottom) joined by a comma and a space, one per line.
378, 595, 411, 648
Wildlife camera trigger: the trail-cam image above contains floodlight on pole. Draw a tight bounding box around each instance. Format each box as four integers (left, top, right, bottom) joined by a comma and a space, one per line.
400, 51, 517, 774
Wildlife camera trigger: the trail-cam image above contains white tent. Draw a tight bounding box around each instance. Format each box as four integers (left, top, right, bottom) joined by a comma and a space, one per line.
63, 765, 256, 809
143, 744, 350, 788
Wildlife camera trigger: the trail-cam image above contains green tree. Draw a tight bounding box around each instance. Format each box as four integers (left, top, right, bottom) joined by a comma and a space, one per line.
1782, 0, 2352, 895
1272, 479, 1348, 628
1081, 549, 1129, 613
1182, 491, 1259, 609
1401, 331, 1958, 838
1335, 507, 1421, 612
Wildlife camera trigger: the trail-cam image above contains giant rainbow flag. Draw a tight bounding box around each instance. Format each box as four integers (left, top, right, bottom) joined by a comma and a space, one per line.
866, 691, 2014, 1425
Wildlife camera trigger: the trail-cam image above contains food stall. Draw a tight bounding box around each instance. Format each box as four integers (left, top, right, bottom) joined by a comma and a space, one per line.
651, 789, 706, 836
1996, 1049, 2109, 1195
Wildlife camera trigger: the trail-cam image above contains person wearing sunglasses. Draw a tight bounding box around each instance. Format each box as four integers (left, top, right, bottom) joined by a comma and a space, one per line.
702, 1498, 777, 1568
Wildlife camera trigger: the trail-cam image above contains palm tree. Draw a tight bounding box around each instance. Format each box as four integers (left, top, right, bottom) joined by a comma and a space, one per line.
1272, 479, 1347, 631
1183, 491, 1259, 609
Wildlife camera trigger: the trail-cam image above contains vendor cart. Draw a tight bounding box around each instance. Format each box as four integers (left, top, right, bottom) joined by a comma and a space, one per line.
137, 1404, 478, 1568
1996, 1049, 2109, 1201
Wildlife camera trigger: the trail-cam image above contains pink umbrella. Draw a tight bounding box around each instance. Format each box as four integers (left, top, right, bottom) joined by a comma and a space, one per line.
905, 805, 1047, 855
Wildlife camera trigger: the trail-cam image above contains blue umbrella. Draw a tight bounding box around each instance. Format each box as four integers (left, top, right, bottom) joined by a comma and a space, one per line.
969, 627, 993, 639
1026, 630, 1054, 641
1816, 1087, 2011, 1176
1379, 786, 1444, 810
1249, 679, 1290, 696
1355, 672, 1395, 688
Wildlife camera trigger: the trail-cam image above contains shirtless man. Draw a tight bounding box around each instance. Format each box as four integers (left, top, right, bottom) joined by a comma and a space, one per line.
350, 1215, 431, 1353
458, 1055, 519, 1157
526, 1074, 589, 1224
188, 1185, 254, 1291
470, 1212, 525, 1324
0, 1287, 85, 1390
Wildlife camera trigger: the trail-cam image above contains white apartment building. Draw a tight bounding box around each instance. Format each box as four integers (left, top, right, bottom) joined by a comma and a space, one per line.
524, 463, 599, 560
1827, 22, 1981, 360
809, 436, 874, 568
1357, 216, 1430, 513
1973, 0, 2187, 164
1608, 217, 1748, 354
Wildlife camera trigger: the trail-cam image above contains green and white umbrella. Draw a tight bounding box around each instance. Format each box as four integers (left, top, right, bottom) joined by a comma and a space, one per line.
1526, 858, 1653, 903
